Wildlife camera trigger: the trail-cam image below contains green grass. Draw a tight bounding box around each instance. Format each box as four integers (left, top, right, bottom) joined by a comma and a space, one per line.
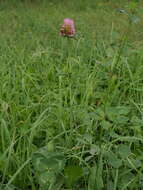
0, 0, 143, 189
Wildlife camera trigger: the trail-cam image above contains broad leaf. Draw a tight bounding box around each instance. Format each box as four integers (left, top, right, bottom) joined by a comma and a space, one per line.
64, 165, 83, 187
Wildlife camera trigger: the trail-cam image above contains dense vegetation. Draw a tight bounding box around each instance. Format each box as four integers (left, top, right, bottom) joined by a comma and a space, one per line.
0, 0, 143, 189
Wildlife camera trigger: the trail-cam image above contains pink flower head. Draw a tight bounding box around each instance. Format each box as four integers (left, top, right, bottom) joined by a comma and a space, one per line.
60, 18, 75, 37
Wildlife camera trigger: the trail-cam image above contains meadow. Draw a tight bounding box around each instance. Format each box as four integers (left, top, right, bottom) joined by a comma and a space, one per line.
0, 0, 143, 189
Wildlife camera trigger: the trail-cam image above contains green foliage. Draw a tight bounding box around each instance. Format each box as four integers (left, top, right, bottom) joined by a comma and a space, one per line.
32, 148, 65, 189
0, 0, 143, 189
64, 165, 83, 188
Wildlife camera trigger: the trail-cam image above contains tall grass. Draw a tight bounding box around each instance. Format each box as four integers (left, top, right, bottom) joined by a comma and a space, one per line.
0, 0, 143, 189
